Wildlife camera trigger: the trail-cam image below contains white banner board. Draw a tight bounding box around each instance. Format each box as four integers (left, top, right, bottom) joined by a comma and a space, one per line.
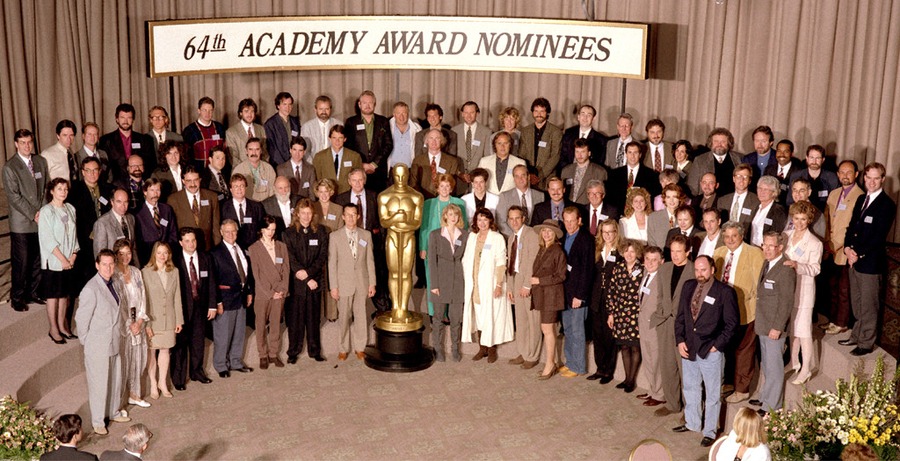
147, 16, 648, 79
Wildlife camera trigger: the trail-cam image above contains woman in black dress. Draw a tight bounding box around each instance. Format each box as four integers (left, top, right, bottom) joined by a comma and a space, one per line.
587, 219, 622, 383
606, 239, 645, 393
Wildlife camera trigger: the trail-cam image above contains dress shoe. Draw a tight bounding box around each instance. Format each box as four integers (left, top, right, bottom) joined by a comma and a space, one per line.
792, 373, 812, 385
598, 376, 614, 384
61, 332, 78, 340
560, 369, 579, 378
472, 346, 487, 361
48, 332, 67, 345
615, 381, 627, 389
643, 398, 666, 407
558, 365, 571, 374
748, 399, 763, 407
338, 352, 349, 361
174, 385, 186, 391
700, 437, 715, 447
623, 384, 636, 393
818, 321, 835, 331
11, 301, 29, 312
272, 357, 285, 367
654, 407, 677, 417
158, 386, 173, 398
508, 355, 525, 365
486, 346, 498, 363
725, 392, 749, 403
356, 351, 366, 360
128, 398, 151, 408
825, 324, 848, 335
520, 360, 538, 370
537, 366, 558, 380
30, 297, 47, 305
93, 426, 108, 436
586, 372, 604, 381
218, 371, 231, 378
672, 425, 690, 433
192, 376, 212, 384
232, 366, 253, 373
287, 356, 298, 364
636, 393, 650, 400
111, 410, 130, 423
260, 357, 269, 370
850, 347, 873, 356
838, 338, 857, 346
313, 355, 326, 362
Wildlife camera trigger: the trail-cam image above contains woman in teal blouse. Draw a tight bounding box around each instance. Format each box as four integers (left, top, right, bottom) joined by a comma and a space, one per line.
419, 173, 467, 316
38, 177, 79, 344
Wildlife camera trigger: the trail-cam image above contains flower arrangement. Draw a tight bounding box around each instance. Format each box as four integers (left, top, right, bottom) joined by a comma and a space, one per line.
766, 355, 900, 460
0, 395, 57, 460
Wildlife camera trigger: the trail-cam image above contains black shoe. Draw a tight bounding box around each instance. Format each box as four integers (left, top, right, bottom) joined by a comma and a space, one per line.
586, 372, 603, 381
48, 333, 67, 345
174, 385, 186, 391
672, 425, 690, 433
615, 381, 627, 389
748, 399, 762, 407
700, 437, 715, 447
233, 366, 253, 373
30, 297, 47, 305
218, 371, 230, 378
312, 355, 326, 362
61, 332, 78, 340
850, 347, 873, 356
623, 384, 636, 393
598, 376, 613, 384
838, 339, 857, 346
12, 301, 28, 312
192, 376, 213, 384
287, 356, 298, 364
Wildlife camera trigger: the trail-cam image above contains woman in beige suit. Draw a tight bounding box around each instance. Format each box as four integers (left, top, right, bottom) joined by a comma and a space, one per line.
248, 216, 290, 369
316, 178, 343, 321
783, 200, 822, 384
142, 242, 183, 399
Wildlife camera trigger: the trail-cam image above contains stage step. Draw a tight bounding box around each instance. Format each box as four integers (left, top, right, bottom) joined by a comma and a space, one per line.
0, 302, 53, 362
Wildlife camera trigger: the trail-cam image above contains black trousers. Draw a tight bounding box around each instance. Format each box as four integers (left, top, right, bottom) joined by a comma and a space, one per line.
591, 306, 617, 377
286, 288, 322, 358
171, 304, 210, 385
10, 232, 41, 304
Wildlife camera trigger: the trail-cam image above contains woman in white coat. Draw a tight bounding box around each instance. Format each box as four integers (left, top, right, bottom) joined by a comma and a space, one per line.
462, 208, 513, 363
461, 168, 499, 224
783, 200, 822, 385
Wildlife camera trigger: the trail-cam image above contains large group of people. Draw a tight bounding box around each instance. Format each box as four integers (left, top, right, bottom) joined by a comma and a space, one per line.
5, 91, 895, 450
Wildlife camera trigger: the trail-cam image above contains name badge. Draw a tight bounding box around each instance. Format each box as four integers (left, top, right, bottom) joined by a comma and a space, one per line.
506, 169, 513, 175
764, 218, 773, 225
302, 182, 309, 188
794, 247, 804, 256
160, 218, 169, 226
98, 196, 108, 205
484, 243, 492, 250
436, 166, 446, 174
703, 295, 716, 305
665, 164, 673, 169
864, 216, 873, 224
641, 286, 651, 295
260, 179, 269, 186
200, 271, 208, 278
606, 255, 617, 262
327, 214, 336, 220
218, 194, 225, 201
291, 130, 298, 137
275, 257, 284, 264
780, 184, 788, 190
200, 199, 210, 206
566, 264, 573, 272
356, 124, 365, 130
211, 134, 221, 141
310, 239, 319, 246
472, 139, 481, 147
343, 161, 352, 167
517, 242, 522, 249
359, 239, 368, 247
818, 190, 829, 198
741, 208, 751, 216
454, 239, 462, 247
764, 282, 774, 290
600, 214, 609, 221
538, 141, 547, 148
131, 142, 141, 148
837, 204, 847, 211
565, 178, 574, 185
243, 217, 253, 224
766, 279, 775, 284
631, 269, 642, 278
34, 172, 43, 179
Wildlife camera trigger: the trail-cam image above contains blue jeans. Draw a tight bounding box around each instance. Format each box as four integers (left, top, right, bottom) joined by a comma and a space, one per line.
561, 307, 588, 374
682, 350, 724, 439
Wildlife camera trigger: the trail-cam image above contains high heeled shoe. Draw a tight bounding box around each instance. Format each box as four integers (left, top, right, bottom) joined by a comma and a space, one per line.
791, 373, 811, 385
48, 333, 66, 345
538, 365, 558, 380
158, 386, 173, 398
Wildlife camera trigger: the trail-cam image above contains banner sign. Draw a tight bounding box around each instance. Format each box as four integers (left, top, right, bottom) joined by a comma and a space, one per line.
147, 16, 648, 79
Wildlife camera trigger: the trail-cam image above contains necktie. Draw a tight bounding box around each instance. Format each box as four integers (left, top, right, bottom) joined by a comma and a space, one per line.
106, 279, 120, 304
67, 151, 78, 182
239, 203, 245, 226
349, 231, 358, 260
654, 146, 662, 172
233, 245, 246, 284
861, 194, 871, 215
590, 209, 598, 236
465, 128, 473, 166
248, 125, 254, 138
192, 195, 200, 226
690, 283, 703, 320
189, 256, 199, 299
430, 156, 437, 190
295, 165, 302, 188
581, 132, 587, 139
356, 194, 364, 228
777, 167, 784, 179
27, 158, 34, 177
616, 142, 625, 167
759, 260, 770, 285
668, 215, 675, 228
153, 205, 160, 228
216, 171, 227, 194
508, 234, 518, 276
121, 217, 129, 239
640, 274, 651, 303
521, 192, 527, 210
627, 169, 634, 188
731, 196, 740, 222
722, 251, 734, 284
552, 204, 559, 220
334, 154, 340, 176
158, 133, 163, 142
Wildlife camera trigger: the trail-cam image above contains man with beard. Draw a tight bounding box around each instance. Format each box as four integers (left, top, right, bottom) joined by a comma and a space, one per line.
686, 128, 743, 196
300, 95, 340, 160
344, 90, 393, 191
518, 97, 562, 189
99, 103, 156, 183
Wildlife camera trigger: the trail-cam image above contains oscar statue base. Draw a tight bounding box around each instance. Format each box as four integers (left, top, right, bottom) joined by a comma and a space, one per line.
365, 322, 435, 373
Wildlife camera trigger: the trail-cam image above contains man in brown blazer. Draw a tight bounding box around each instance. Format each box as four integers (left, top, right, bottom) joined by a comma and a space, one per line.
410, 128, 461, 199
505, 206, 541, 369
328, 203, 376, 360
822, 160, 864, 335
312, 125, 363, 195
167, 165, 221, 251
560, 139, 608, 205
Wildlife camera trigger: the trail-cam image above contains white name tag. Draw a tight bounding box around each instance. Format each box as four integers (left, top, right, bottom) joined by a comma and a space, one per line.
764, 282, 774, 290
343, 161, 352, 167
704, 296, 716, 305
565, 178, 574, 185
436, 166, 446, 174
764, 218, 773, 225
131, 142, 141, 148
359, 239, 368, 247
260, 179, 268, 186
243, 217, 253, 224
98, 196, 108, 205
818, 190, 828, 198
472, 139, 481, 147
484, 243, 491, 250
506, 169, 513, 175
741, 208, 751, 216
864, 216, 873, 224
538, 141, 547, 148
200, 271, 208, 278
641, 286, 651, 295
838, 204, 847, 211
794, 247, 804, 256
310, 239, 318, 246
454, 239, 462, 247
665, 164, 673, 169
34, 172, 43, 179
200, 199, 210, 206
291, 130, 298, 137
302, 182, 309, 188
600, 214, 609, 221
211, 134, 221, 141
632, 269, 642, 278
217, 194, 225, 200
566, 264, 573, 272
766, 279, 775, 284
780, 184, 788, 190
327, 214, 336, 220
275, 257, 284, 264
606, 255, 617, 262
160, 219, 169, 226
356, 124, 365, 130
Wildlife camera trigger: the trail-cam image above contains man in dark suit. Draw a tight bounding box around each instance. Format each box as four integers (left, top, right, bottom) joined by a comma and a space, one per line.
275, 137, 316, 199
642, 118, 675, 174
673, 255, 739, 447
607, 141, 661, 211
558, 104, 605, 172
692, 172, 721, 221
200, 146, 231, 203
841, 162, 897, 356
117, 155, 146, 214
210, 220, 254, 378
753, 232, 796, 414
264, 92, 301, 167
67, 157, 113, 295
219, 174, 265, 250
133, 178, 178, 265
583, 180, 619, 237
664, 205, 702, 260
76, 122, 112, 183
559, 206, 594, 378
99, 423, 151, 461
740, 125, 777, 186
763, 139, 803, 204
685, 128, 743, 197
747, 175, 788, 246
262, 176, 299, 239
344, 90, 393, 191
167, 166, 221, 251
171, 228, 216, 389
99, 103, 156, 183
3, 129, 48, 311
531, 177, 578, 226
40, 414, 98, 461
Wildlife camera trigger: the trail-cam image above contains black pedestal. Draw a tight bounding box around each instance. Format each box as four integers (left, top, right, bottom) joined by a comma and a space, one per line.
364, 326, 435, 372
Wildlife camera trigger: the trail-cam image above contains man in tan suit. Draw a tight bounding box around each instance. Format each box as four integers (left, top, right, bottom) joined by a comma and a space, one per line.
505, 206, 541, 369
409, 128, 461, 199
225, 98, 267, 166
822, 160, 864, 335
560, 139, 607, 205
167, 165, 221, 251
328, 203, 376, 360
313, 125, 362, 195
714, 221, 764, 404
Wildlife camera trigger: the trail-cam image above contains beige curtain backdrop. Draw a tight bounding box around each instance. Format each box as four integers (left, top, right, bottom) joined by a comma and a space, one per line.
2, 0, 899, 236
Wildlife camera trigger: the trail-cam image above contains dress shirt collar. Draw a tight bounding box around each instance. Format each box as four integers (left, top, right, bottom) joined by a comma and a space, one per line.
291, 159, 304, 171
766, 255, 782, 269
867, 189, 883, 203
240, 120, 252, 131
232, 198, 247, 209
